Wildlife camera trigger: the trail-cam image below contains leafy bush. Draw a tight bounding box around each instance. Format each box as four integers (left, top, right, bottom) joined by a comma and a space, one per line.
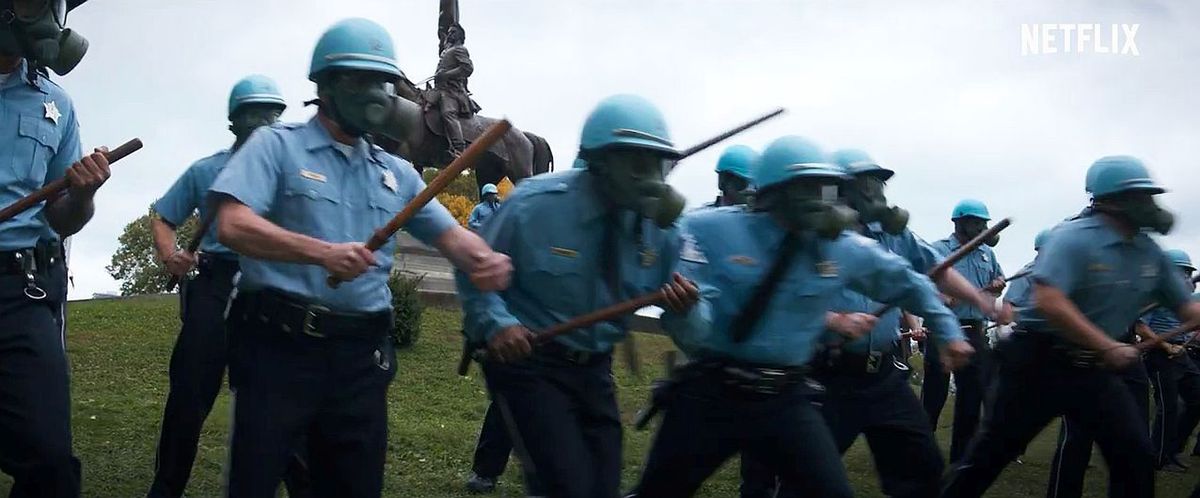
497, 177, 514, 199
437, 193, 475, 228
389, 272, 425, 348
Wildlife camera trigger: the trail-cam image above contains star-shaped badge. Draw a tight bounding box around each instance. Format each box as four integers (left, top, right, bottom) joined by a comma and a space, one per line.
44, 100, 61, 125
382, 170, 398, 192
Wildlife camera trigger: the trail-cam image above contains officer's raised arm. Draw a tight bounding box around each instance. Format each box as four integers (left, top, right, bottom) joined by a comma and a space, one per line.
659, 230, 721, 350
838, 235, 973, 369
454, 189, 529, 359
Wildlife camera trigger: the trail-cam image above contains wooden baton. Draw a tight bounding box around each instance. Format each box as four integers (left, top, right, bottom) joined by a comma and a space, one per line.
871, 217, 1013, 317
0, 138, 144, 224
327, 119, 512, 288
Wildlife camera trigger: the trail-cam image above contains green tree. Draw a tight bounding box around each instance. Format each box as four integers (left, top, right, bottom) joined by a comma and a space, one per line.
106, 207, 199, 296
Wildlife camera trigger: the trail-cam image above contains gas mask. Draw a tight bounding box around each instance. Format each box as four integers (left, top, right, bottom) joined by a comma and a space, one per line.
756, 180, 857, 239
955, 217, 999, 247
588, 147, 686, 228
1094, 192, 1175, 235
0, 0, 87, 75
717, 171, 750, 206
229, 104, 283, 145
318, 71, 418, 140
847, 175, 909, 235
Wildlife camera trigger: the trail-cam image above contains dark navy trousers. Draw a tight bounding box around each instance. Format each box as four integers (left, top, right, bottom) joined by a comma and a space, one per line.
1044, 359, 1149, 498
0, 258, 80, 498
147, 259, 311, 498
631, 371, 853, 498
942, 332, 1155, 498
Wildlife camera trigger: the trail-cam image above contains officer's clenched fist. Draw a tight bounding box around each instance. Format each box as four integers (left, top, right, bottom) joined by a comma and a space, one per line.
488, 325, 535, 363
660, 272, 699, 313
319, 242, 376, 282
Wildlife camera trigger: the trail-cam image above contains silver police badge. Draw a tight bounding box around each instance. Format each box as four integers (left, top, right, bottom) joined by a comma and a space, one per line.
382, 170, 398, 192
44, 100, 61, 125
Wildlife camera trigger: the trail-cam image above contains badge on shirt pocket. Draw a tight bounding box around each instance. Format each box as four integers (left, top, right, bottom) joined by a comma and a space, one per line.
382, 170, 398, 192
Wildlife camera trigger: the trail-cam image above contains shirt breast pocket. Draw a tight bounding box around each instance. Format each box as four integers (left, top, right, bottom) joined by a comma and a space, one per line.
529, 249, 587, 312
12, 115, 60, 187
366, 186, 404, 228
280, 175, 341, 236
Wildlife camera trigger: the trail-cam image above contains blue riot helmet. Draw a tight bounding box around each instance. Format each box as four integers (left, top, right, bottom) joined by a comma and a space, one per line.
480, 183, 499, 196
229, 74, 287, 118
1085, 155, 1173, 234
1165, 249, 1196, 274
951, 199, 998, 246
831, 148, 907, 234
576, 94, 685, 228
753, 136, 856, 238
227, 75, 287, 144
308, 18, 422, 141
714, 145, 757, 206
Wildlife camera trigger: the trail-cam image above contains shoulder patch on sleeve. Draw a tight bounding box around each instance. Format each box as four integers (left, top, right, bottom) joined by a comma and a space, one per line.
680, 232, 709, 264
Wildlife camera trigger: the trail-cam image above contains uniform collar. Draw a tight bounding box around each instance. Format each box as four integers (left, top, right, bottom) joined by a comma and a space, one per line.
1076, 212, 1145, 248
943, 233, 966, 251
1, 59, 49, 94
301, 115, 383, 165
571, 166, 615, 223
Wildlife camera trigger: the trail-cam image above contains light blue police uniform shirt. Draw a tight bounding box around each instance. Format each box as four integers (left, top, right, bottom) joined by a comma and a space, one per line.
467, 199, 499, 231
210, 117, 458, 313
153, 150, 234, 256
932, 235, 1005, 320
831, 223, 952, 354
457, 167, 681, 354
1003, 261, 1036, 311
660, 209, 963, 367
1018, 212, 1191, 340
1140, 306, 1184, 344
0, 62, 82, 250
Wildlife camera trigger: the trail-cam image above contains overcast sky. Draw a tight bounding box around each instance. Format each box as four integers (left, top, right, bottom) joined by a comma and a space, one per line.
50, 0, 1200, 299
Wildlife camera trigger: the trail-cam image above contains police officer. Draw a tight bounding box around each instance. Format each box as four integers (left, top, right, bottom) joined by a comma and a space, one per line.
1141, 249, 1200, 472
740, 148, 1002, 498
457, 94, 698, 498
924, 199, 1005, 462
467, 183, 500, 231
146, 75, 312, 498
0, 2, 109, 495
210, 18, 511, 497
705, 144, 756, 208
943, 156, 1200, 498
629, 136, 973, 498
1041, 230, 1155, 498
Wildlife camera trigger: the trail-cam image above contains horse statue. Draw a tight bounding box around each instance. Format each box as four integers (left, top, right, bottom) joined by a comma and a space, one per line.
376, 75, 555, 192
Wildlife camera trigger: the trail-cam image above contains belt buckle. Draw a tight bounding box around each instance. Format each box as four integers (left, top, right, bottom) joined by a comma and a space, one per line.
756, 368, 787, 395
302, 304, 331, 338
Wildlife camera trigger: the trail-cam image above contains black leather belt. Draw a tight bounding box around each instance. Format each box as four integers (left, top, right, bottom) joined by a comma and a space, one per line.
198, 253, 239, 274
232, 289, 391, 340
820, 350, 902, 376
701, 361, 812, 396
0, 241, 61, 275
536, 340, 610, 366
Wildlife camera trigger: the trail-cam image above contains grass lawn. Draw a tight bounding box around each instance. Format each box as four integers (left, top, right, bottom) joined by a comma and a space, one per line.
1, 294, 1196, 496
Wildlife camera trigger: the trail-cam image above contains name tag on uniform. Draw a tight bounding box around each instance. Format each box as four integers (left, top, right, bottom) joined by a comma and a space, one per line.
1088, 263, 1111, 273
729, 255, 757, 266
816, 260, 839, 278
550, 247, 578, 258
300, 169, 327, 183
1141, 264, 1158, 279
640, 249, 657, 267
382, 170, 398, 192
